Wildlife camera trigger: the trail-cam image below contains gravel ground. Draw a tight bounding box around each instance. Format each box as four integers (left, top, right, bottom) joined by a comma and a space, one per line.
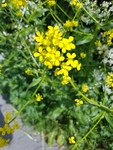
0, 95, 60, 150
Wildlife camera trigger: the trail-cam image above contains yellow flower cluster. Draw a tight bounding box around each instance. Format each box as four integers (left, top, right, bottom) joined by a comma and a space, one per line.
70, 0, 82, 8
0, 112, 20, 148
9, 0, 27, 8
106, 73, 113, 88
68, 136, 76, 144
103, 29, 113, 45
47, 0, 56, 6
75, 99, 83, 106
34, 25, 81, 84
55, 52, 81, 84
36, 93, 43, 102
82, 84, 88, 92
63, 20, 78, 30
34, 26, 65, 69
0, 137, 9, 148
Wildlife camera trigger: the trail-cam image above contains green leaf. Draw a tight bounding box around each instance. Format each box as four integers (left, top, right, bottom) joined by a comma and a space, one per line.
101, 22, 113, 30
76, 34, 93, 45
69, 119, 76, 134
92, 111, 103, 123
28, 77, 41, 89
57, 134, 65, 146
0, 32, 6, 44
47, 107, 64, 119
48, 130, 57, 146
91, 107, 99, 117
105, 114, 113, 128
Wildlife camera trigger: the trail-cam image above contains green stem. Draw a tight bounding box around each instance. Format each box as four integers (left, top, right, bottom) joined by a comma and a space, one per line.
82, 6, 99, 25
23, 39, 39, 68
73, 30, 92, 35
70, 80, 100, 107
56, 4, 71, 19
73, 8, 80, 20
89, 24, 100, 50
21, 15, 29, 24
49, 9, 59, 24
103, 53, 107, 105
40, 0, 49, 6
70, 79, 113, 114
49, 8, 64, 25
8, 100, 35, 124
72, 112, 105, 150
32, 73, 46, 97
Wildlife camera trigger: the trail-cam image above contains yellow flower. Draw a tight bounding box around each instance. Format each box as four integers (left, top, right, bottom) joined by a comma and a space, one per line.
0, 111, 20, 135
16, 10, 22, 16
25, 68, 33, 75
0, 137, 10, 148
80, 52, 86, 58
63, 20, 78, 30
68, 136, 76, 144
76, 2, 82, 8
34, 26, 66, 69
70, 0, 82, 8
57, 62, 72, 76
0, 111, 20, 148
9, 0, 27, 8
103, 29, 113, 46
34, 25, 81, 84
72, 20, 78, 27
0, 124, 11, 136
44, 47, 64, 68
59, 36, 75, 53
106, 73, 113, 88
77, 63, 81, 71
2, 3, 7, 7
82, 84, 88, 92
75, 99, 83, 106
46, 26, 63, 46
95, 40, 101, 46
11, 122, 20, 132
65, 53, 81, 70
47, 0, 56, 6
63, 20, 72, 28
67, 52, 76, 58
61, 75, 71, 85
34, 31, 44, 45
36, 93, 43, 102
4, 112, 12, 123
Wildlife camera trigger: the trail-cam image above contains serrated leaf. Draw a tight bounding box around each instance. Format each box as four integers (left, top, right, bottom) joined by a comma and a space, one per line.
57, 134, 65, 146
48, 130, 57, 146
76, 34, 93, 45
28, 77, 41, 89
